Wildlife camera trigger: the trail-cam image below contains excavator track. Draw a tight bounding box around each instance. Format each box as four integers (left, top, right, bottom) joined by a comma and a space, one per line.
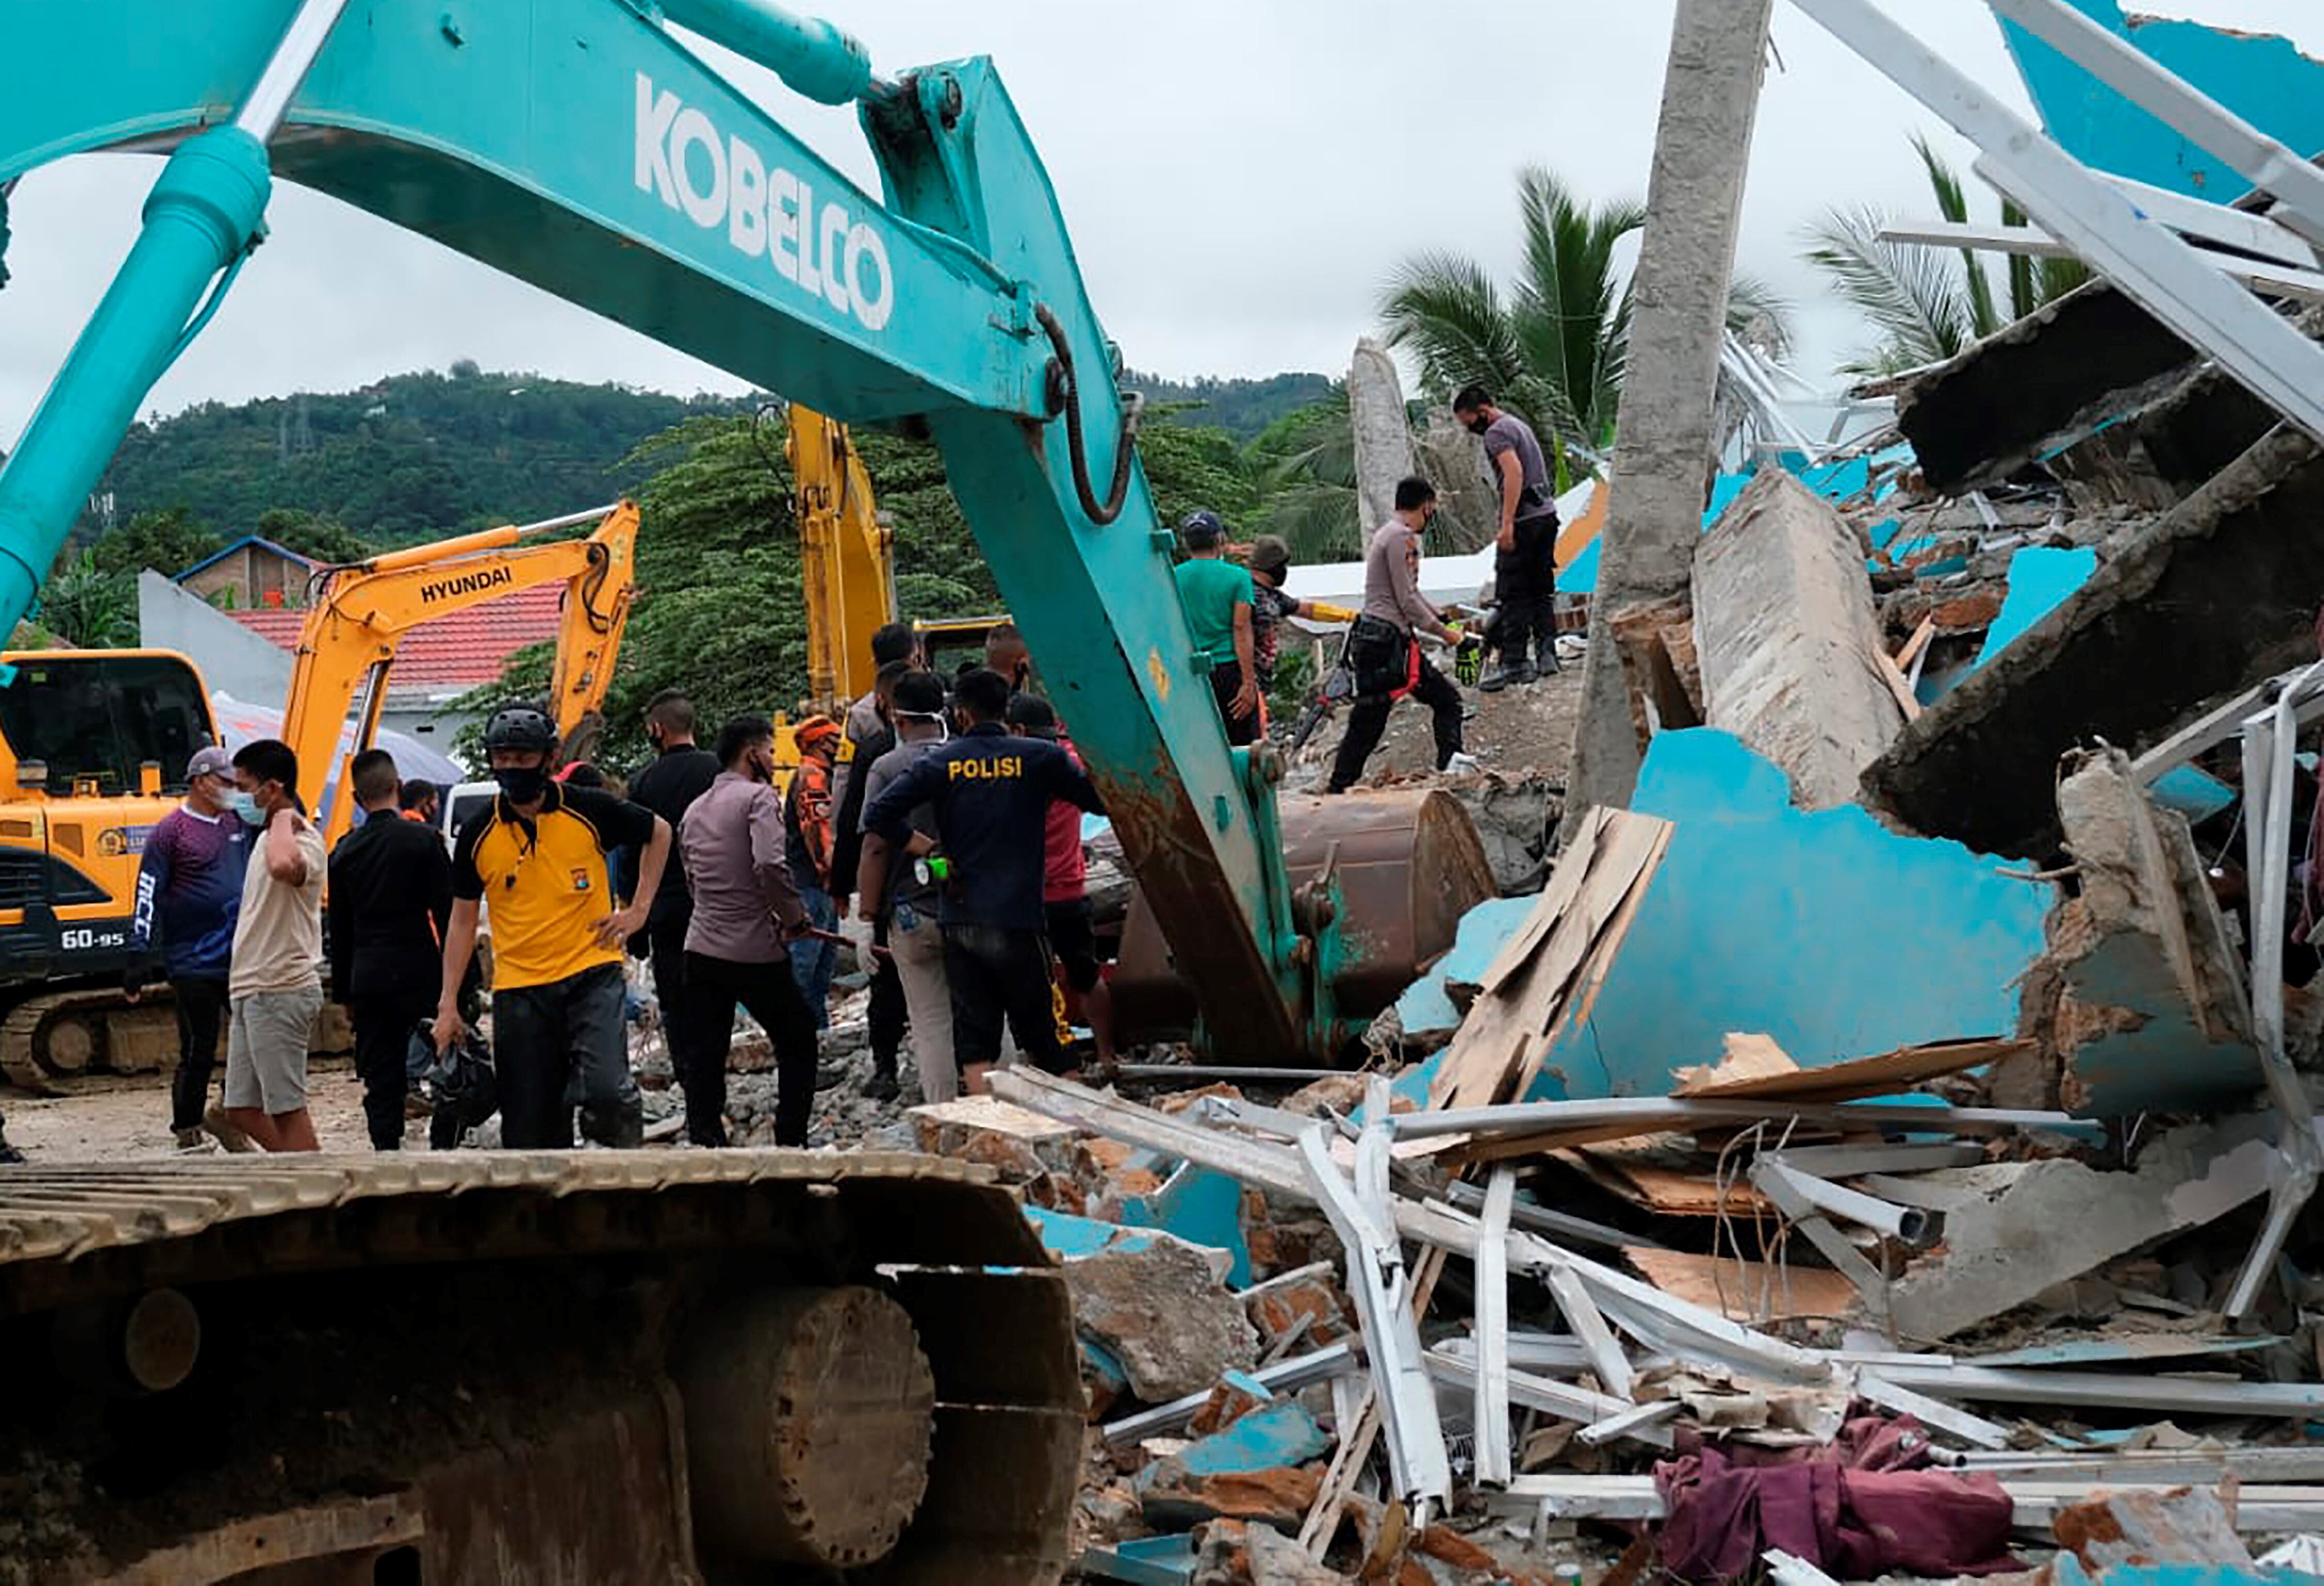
0, 988, 180, 1095
0, 1151, 1081, 1585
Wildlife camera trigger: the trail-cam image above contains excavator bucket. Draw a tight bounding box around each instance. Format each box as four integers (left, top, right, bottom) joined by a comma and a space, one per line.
1110, 788, 1498, 1061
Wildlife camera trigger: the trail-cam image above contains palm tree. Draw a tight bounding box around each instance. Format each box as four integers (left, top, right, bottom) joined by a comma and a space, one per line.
1380, 166, 1795, 461
40, 549, 136, 648
1805, 133, 2092, 377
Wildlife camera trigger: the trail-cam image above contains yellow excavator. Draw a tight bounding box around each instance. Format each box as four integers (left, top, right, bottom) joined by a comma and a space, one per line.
0, 647, 224, 1089
284, 500, 638, 854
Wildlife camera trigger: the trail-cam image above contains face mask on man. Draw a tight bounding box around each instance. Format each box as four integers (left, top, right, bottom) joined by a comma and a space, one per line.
226, 789, 265, 827
898, 710, 950, 743
1464, 414, 1491, 436
494, 766, 549, 805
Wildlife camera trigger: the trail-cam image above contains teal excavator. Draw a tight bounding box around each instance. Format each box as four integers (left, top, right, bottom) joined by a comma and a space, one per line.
0, 2, 1489, 1578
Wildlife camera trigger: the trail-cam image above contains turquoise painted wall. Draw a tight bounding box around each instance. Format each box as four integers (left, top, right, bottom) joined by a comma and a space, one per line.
2003, 0, 2324, 201
1520, 731, 2053, 1099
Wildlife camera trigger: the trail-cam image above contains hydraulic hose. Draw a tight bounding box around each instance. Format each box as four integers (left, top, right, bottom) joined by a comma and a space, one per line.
1034, 305, 1142, 527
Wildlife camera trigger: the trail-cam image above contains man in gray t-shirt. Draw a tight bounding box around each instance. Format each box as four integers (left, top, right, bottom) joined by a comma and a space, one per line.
855, 670, 957, 1103
1454, 384, 1562, 689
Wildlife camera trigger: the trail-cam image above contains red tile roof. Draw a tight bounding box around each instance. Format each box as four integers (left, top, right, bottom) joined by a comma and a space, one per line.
225, 583, 567, 689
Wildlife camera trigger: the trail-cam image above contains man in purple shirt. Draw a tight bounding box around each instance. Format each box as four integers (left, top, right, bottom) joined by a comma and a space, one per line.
128, 744, 250, 1151
679, 715, 821, 1146
1455, 384, 1563, 689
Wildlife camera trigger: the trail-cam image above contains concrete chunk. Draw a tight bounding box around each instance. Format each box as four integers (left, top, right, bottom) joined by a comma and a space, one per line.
1888, 1121, 2278, 1343
2002, 748, 2259, 1116
1062, 1236, 1260, 1403
1692, 472, 1904, 808
1864, 426, 2324, 858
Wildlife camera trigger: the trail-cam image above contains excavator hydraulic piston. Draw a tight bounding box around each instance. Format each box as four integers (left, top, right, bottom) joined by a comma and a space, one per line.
658, 0, 874, 105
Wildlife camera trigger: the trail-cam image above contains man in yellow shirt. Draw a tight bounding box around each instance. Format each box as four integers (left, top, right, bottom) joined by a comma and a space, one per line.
433, 704, 672, 1148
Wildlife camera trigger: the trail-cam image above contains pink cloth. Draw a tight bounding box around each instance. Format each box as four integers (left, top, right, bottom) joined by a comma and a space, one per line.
1653, 1415, 2020, 1584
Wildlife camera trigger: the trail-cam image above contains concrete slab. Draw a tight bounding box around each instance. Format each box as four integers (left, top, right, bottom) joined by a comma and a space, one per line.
1693, 472, 1903, 808
1863, 426, 2324, 859
1896, 282, 2195, 496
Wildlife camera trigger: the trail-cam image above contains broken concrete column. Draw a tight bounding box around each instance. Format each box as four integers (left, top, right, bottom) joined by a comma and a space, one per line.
1862, 425, 2324, 858
1887, 1118, 2280, 1342
1414, 404, 1497, 551
1998, 747, 2258, 1115
1566, 0, 1777, 830
1349, 338, 1416, 535
1692, 471, 1903, 808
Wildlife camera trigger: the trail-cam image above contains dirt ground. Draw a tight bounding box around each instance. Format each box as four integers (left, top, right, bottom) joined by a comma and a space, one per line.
1286, 645, 1584, 790
4, 1058, 382, 1160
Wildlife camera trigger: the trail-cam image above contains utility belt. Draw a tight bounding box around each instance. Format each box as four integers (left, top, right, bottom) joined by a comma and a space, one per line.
1347, 615, 1417, 699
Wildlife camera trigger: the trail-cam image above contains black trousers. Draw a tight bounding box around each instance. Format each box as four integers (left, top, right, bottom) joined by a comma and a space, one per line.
349, 990, 434, 1151
647, 911, 697, 1081
1496, 513, 1560, 664
1329, 649, 1464, 793
492, 963, 640, 1150
168, 976, 229, 1132
1209, 661, 1261, 747
867, 916, 904, 1078
943, 922, 1065, 1074
684, 951, 821, 1147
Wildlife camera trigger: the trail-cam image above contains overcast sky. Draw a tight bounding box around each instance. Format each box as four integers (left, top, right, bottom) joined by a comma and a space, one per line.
2, 0, 2317, 442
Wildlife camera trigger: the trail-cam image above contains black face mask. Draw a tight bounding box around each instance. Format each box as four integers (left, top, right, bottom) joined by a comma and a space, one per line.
1464, 415, 1491, 436
494, 766, 549, 805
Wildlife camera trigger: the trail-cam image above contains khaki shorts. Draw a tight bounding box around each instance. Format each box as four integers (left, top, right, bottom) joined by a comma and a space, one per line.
224, 985, 321, 1115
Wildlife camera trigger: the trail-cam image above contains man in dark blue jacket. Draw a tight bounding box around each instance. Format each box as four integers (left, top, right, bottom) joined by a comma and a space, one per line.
128, 744, 250, 1151
859, 668, 1104, 1094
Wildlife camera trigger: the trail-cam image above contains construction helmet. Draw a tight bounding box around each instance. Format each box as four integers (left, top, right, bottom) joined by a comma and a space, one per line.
482, 704, 558, 756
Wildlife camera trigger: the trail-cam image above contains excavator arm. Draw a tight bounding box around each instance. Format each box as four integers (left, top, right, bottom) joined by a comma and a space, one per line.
284, 501, 638, 852
787, 403, 897, 706
0, 0, 1482, 1058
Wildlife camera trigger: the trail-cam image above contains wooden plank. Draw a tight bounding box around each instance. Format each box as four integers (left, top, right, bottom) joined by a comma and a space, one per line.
1679, 1038, 2028, 1103
1673, 1032, 1798, 1094
1429, 810, 1671, 1125
1872, 640, 1925, 723
1509, 816, 1674, 1103
1894, 615, 1938, 671
1565, 1151, 1774, 1219
1623, 1247, 1860, 1324
1474, 806, 1614, 997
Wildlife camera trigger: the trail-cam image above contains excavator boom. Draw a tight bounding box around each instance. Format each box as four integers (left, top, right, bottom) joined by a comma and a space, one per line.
282, 501, 638, 852
788, 403, 898, 706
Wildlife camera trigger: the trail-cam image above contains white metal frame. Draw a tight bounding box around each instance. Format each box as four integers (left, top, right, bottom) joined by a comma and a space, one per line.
1786, 0, 2324, 444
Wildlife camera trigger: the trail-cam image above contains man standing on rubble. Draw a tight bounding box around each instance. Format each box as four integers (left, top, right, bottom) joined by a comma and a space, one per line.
1453, 385, 1562, 689
398, 779, 440, 827
1173, 511, 1261, 747
128, 744, 249, 1152
830, 655, 914, 1101
624, 689, 721, 1111
433, 704, 670, 1149
328, 748, 452, 1150
860, 668, 1105, 1094
784, 714, 845, 1030
854, 669, 959, 1103
222, 739, 327, 1153
1006, 694, 1115, 1069
1328, 477, 1475, 795
678, 715, 822, 1146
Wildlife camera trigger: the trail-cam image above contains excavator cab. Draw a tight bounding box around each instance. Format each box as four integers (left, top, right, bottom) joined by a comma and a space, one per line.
0, 648, 219, 1086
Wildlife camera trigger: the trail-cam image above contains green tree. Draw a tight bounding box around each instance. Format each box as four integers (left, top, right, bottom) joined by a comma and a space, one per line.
1381, 166, 1793, 459
1243, 391, 1366, 563
90, 507, 223, 578
1804, 133, 2092, 377
40, 549, 135, 647
255, 506, 374, 565
1136, 411, 1261, 533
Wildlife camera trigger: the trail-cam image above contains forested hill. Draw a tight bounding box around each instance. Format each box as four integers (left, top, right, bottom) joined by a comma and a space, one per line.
87, 365, 749, 543
1129, 370, 1331, 438
85, 362, 1330, 546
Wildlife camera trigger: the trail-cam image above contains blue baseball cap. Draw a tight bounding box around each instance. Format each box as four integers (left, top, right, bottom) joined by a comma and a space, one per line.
1180, 510, 1227, 546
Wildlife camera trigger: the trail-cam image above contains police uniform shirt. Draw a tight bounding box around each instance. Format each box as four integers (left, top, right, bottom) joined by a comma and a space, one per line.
451, 782, 656, 990
860, 723, 1103, 933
